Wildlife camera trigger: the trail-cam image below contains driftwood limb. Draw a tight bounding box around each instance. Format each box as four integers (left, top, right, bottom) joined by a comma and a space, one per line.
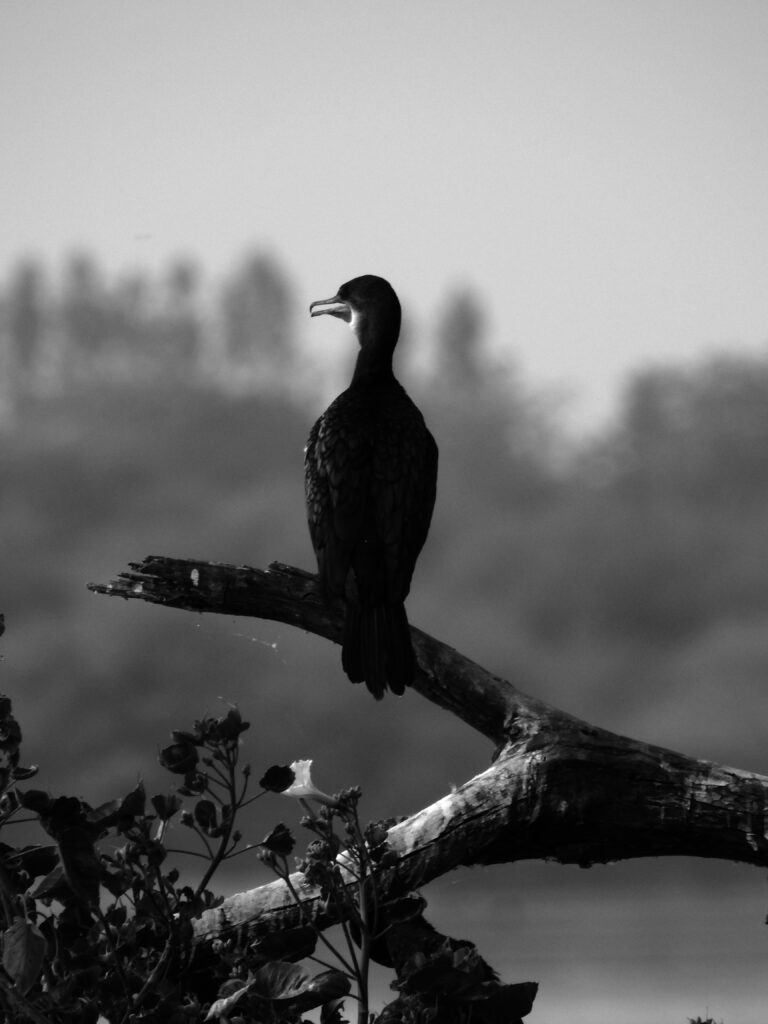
88, 556, 550, 744
192, 730, 768, 946
89, 554, 768, 948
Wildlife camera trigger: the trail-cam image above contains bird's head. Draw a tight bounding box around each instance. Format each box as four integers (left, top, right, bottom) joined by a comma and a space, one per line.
309, 275, 401, 349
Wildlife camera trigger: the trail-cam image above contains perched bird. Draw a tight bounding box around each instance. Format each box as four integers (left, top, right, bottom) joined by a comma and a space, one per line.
305, 275, 438, 699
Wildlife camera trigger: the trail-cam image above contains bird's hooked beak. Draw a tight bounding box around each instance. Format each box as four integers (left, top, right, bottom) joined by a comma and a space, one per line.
309, 294, 352, 322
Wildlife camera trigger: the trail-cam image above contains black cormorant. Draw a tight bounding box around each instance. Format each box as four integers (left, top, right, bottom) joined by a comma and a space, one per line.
305, 275, 438, 699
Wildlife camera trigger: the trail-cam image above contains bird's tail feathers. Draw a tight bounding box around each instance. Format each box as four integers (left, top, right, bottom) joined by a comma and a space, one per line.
342, 603, 415, 699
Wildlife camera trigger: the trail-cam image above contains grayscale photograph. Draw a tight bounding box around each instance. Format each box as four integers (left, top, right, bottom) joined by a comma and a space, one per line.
1, 3, 767, 1022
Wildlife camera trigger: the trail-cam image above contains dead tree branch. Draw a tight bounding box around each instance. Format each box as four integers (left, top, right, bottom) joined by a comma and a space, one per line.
90, 554, 768, 948
88, 555, 550, 744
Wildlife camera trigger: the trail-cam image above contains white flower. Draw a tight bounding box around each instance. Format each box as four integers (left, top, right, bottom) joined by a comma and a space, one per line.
283, 759, 337, 807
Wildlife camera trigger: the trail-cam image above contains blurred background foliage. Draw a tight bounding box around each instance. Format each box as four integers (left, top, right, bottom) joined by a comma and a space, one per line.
3, 245, 768, 814
2, 249, 768, 1019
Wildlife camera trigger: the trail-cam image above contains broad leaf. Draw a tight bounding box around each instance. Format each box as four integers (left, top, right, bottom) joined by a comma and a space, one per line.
3, 918, 47, 995
250, 961, 309, 1001
204, 978, 254, 1020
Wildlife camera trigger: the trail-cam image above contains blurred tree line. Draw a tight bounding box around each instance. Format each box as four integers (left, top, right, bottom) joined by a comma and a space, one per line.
0, 250, 296, 397
1, 246, 768, 799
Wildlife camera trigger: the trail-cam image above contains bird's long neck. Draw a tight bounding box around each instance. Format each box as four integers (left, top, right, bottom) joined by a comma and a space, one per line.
350, 309, 400, 385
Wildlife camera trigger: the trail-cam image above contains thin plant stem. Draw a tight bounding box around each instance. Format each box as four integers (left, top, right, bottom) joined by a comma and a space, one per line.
194, 749, 241, 897
96, 905, 133, 1006
164, 847, 209, 859
279, 865, 358, 979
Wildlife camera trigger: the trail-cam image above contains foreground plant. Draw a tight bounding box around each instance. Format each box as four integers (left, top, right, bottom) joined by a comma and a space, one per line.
258, 759, 397, 1023
257, 759, 539, 1024
0, 699, 348, 1023
0, 693, 536, 1023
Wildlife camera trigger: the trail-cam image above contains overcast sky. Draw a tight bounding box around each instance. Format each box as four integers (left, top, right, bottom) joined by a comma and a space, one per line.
2, 0, 767, 429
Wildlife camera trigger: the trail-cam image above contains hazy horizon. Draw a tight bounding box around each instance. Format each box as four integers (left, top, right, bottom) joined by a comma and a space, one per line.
2, 1, 768, 430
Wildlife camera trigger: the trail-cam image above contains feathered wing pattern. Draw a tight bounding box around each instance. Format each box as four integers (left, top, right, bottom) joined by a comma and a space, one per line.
305, 380, 437, 697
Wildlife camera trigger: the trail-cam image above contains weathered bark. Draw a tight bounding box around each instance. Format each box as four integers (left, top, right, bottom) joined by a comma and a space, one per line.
88, 556, 546, 744
90, 554, 768, 948
192, 729, 768, 946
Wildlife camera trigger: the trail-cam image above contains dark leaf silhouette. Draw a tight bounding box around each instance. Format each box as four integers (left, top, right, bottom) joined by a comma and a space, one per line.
2, 917, 47, 995
261, 822, 295, 857
260, 764, 295, 793
159, 740, 199, 775
151, 792, 182, 822
57, 826, 101, 904
194, 799, 218, 834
